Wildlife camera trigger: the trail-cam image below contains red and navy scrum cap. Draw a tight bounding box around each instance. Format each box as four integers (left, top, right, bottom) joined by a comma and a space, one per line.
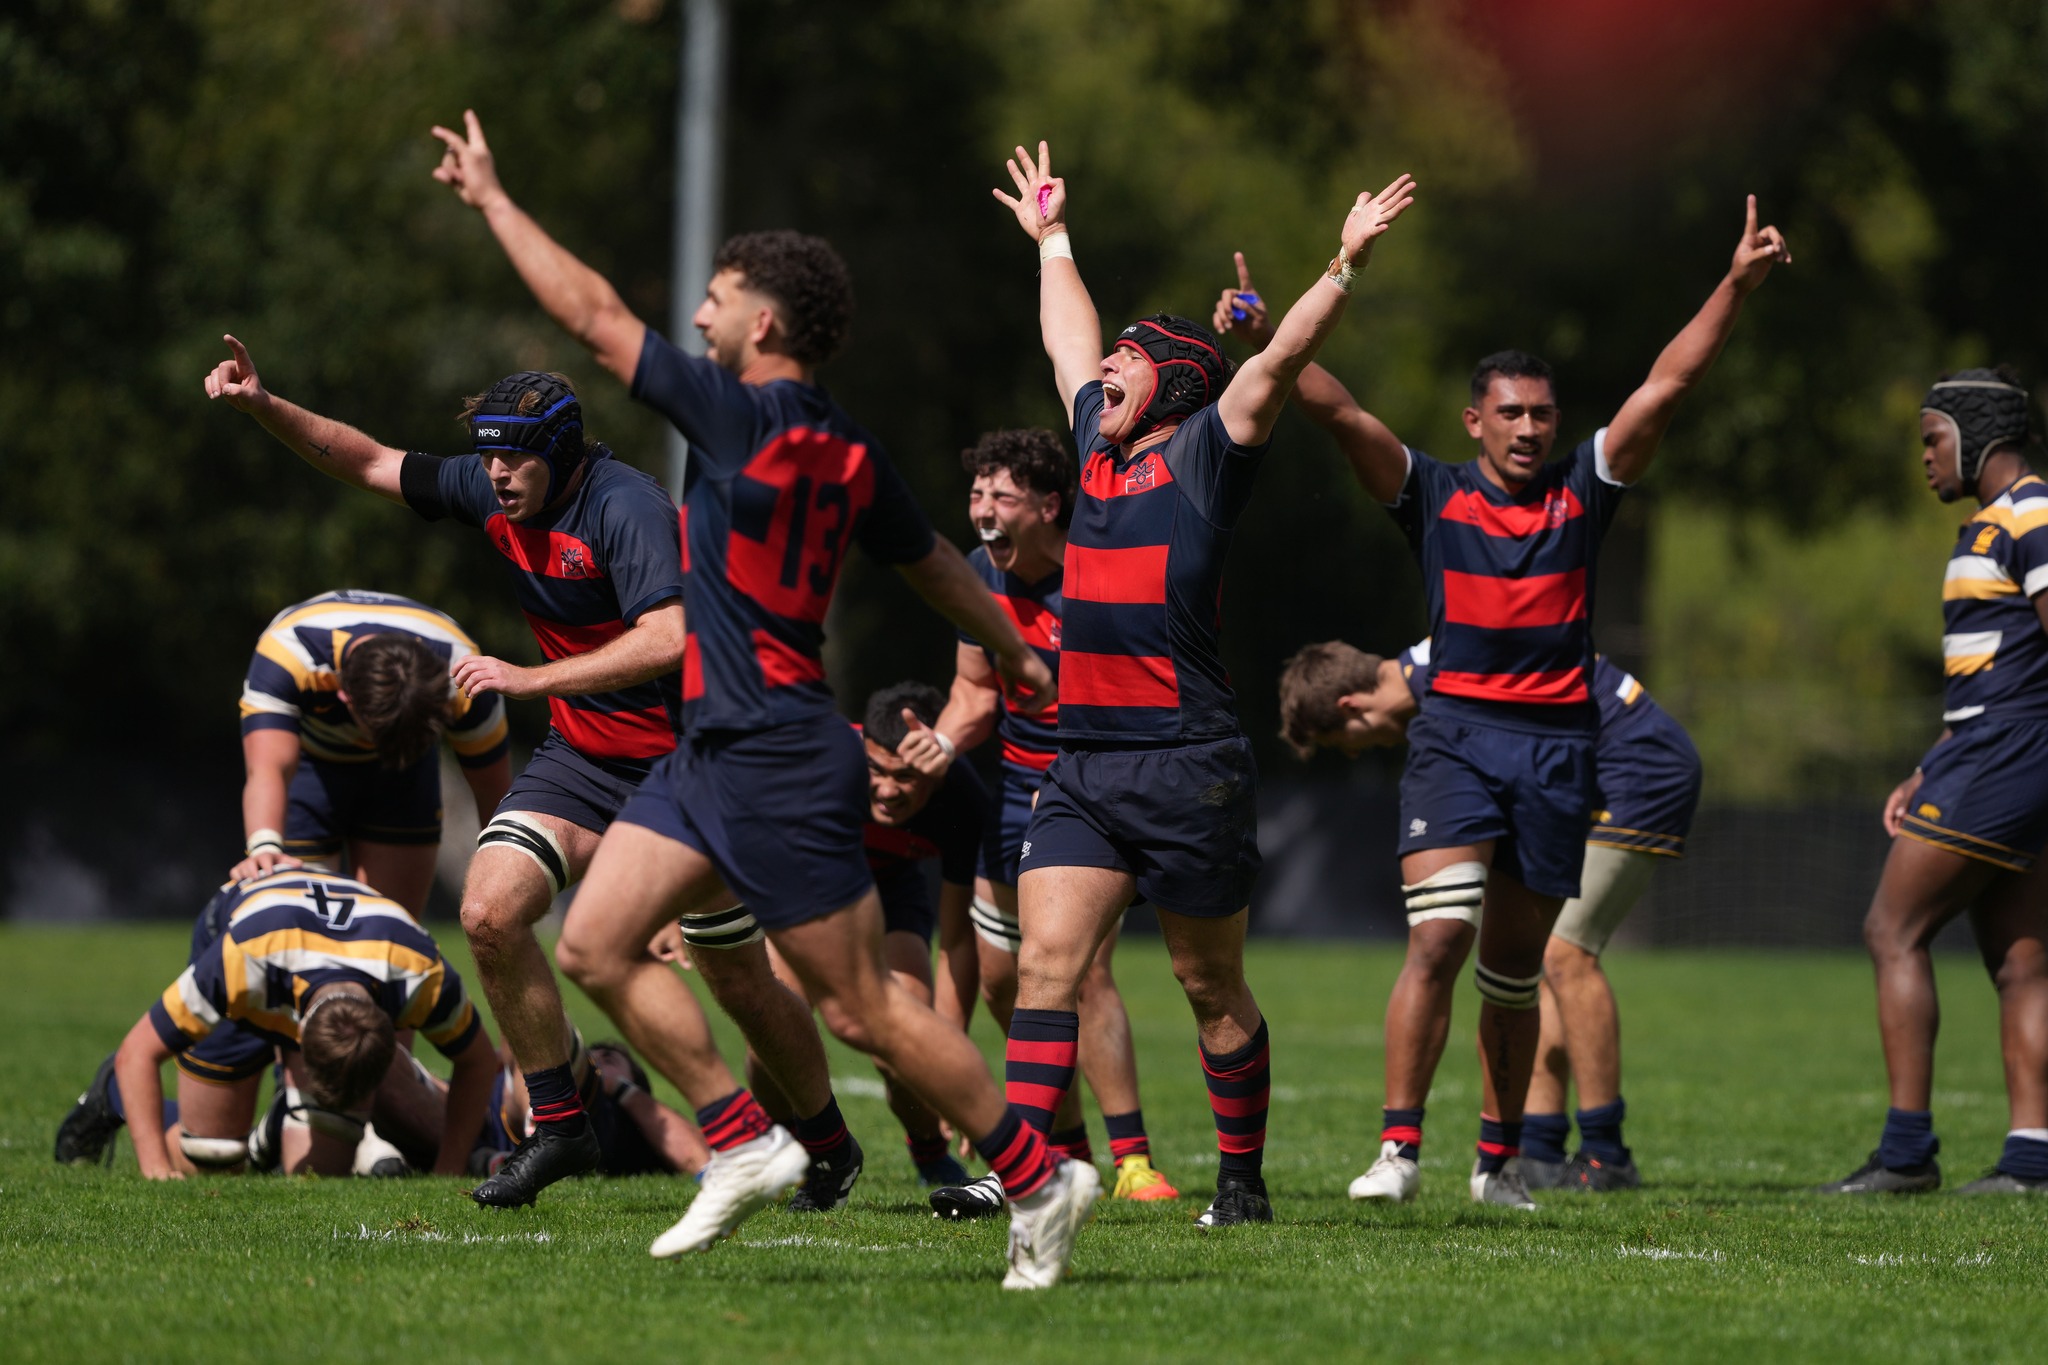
469, 371, 585, 502
1114, 314, 1233, 441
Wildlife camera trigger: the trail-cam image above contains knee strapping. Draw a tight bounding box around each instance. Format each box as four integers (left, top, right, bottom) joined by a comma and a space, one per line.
1474, 961, 1543, 1009
677, 904, 764, 950
177, 1133, 251, 1169
477, 812, 572, 895
970, 895, 1021, 954
279, 1080, 367, 1143
1403, 862, 1486, 927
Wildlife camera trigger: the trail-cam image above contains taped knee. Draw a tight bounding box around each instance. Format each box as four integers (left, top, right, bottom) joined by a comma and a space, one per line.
677, 904, 764, 951
477, 812, 571, 895
1403, 862, 1486, 928
970, 896, 1021, 954
279, 1080, 367, 1143
1474, 962, 1543, 1009
178, 1133, 251, 1169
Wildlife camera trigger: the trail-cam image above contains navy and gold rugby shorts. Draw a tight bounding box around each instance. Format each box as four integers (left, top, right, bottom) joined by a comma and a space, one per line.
1020, 736, 1262, 918
614, 711, 873, 930
1898, 718, 2048, 873
284, 754, 442, 858
1397, 711, 1596, 901
1588, 712, 1702, 859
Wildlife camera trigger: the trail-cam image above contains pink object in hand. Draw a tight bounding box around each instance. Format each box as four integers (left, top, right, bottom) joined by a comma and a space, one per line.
1037, 184, 1054, 217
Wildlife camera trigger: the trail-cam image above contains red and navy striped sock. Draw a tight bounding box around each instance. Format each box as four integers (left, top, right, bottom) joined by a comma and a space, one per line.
973, 1106, 1057, 1200
1201, 1019, 1270, 1180
695, 1088, 773, 1152
523, 1063, 589, 1132
790, 1095, 852, 1162
1005, 1008, 1079, 1133
1382, 1106, 1424, 1161
1049, 1123, 1093, 1162
1104, 1109, 1150, 1164
905, 1132, 949, 1167
1476, 1113, 1521, 1175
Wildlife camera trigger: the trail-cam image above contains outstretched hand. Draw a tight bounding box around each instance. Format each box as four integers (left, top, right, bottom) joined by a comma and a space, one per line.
1338, 173, 1417, 268
895, 709, 953, 778
992, 141, 1066, 243
1729, 194, 1791, 295
202, 334, 270, 413
1212, 252, 1273, 346
452, 654, 545, 701
430, 109, 508, 212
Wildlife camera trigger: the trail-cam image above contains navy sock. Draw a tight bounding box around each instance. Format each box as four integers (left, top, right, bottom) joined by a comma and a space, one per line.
2000, 1132, 2048, 1180
1575, 1097, 1628, 1161
161, 1099, 180, 1128
1381, 1106, 1424, 1162
1476, 1114, 1522, 1175
1877, 1107, 1938, 1170
1522, 1111, 1570, 1165
105, 1074, 127, 1123
523, 1063, 588, 1132
790, 1095, 851, 1160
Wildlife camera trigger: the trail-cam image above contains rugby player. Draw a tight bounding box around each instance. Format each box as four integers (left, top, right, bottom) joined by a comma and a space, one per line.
202, 346, 825, 1210
991, 141, 1415, 1229
1820, 368, 2048, 1195
1275, 638, 1701, 1196
54, 869, 497, 1179
233, 588, 513, 915
1220, 199, 1784, 1206
431, 112, 1094, 1288
473, 1036, 710, 1179
895, 429, 1179, 1213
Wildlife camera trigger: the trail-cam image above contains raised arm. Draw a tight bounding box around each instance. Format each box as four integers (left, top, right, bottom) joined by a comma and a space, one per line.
203, 335, 407, 502
431, 110, 647, 387
897, 539, 1056, 715
450, 600, 684, 702
993, 142, 1103, 421
1216, 174, 1416, 447
1214, 253, 1411, 503
1603, 194, 1790, 484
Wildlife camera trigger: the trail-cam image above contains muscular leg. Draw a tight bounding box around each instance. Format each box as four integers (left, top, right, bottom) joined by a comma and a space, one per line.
962, 878, 1086, 1143
877, 931, 949, 1149
1384, 917, 1478, 1111
1543, 940, 1620, 1108
1076, 917, 1139, 1117
1969, 861, 2048, 1132
1471, 871, 1563, 1126
935, 884, 982, 1035
1527, 978, 1572, 1115
165, 1072, 261, 1177
459, 819, 602, 1073
347, 840, 440, 920
1016, 867, 1130, 1015
1862, 837, 1996, 1113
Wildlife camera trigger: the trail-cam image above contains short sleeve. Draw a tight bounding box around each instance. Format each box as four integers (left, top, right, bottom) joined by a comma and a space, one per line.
1398, 637, 1433, 694
1164, 404, 1270, 527
400, 452, 494, 528
239, 647, 303, 736
445, 690, 510, 767
853, 449, 937, 566
1388, 449, 1453, 549
2006, 502, 2048, 599
1572, 429, 1628, 535
630, 330, 758, 474
595, 471, 687, 625
413, 962, 483, 1059
1072, 381, 1107, 454
147, 954, 228, 1054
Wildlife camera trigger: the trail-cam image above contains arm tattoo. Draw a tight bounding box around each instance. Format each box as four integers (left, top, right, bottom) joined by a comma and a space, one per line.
306, 440, 333, 463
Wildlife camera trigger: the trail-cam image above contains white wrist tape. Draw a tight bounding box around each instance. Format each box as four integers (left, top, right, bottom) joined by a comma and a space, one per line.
1038, 231, 1073, 264
245, 828, 285, 856
933, 731, 957, 761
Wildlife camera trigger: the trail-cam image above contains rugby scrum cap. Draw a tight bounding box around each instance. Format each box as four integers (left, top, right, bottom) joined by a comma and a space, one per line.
1114, 314, 1233, 441
469, 371, 585, 504
1923, 368, 2030, 501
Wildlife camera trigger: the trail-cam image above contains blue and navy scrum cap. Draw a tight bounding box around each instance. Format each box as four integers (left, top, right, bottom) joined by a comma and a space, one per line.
469, 371, 586, 504
1924, 369, 2030, 501
1113, 314, 1233, 443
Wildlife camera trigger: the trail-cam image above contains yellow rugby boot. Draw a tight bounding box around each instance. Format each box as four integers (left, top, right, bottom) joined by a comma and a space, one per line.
1111, 1153, 1181, 1201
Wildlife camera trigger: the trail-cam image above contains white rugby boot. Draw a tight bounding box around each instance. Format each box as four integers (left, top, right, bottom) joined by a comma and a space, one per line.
1469, 1156, 1537, 1210
650, 1125, 810, 1257
1348, 1140, 1421, 1202
1002, 1158, 1102, 1291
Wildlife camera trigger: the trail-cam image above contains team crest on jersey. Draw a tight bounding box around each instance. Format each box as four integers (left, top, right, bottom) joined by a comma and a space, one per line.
1124, 458, 1158, 494
1545, 488, 1571, 528
558, 545, 596, 579
1046, 618, 1062, 649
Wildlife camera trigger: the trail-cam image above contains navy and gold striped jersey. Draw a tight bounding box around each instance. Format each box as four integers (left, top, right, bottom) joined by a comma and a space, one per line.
239, 590, 509, 767
1939, 474, 2048, 725
147, 870, 481, 1059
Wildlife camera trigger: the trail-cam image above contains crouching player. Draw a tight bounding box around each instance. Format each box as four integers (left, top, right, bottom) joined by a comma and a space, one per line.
54, 868, 497, 1178
234, 588, 513, 914
1821, 369, 2048, 1195
474, 1036, 710, 1179
1278, 640, 1700, 1197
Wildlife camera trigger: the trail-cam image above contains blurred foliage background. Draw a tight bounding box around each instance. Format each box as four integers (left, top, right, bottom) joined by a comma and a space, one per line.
4, 0, 2046, 809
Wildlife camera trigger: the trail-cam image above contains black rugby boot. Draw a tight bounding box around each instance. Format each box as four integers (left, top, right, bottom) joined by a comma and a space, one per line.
470, 1119, 601, 1208
1815, 1149, 1940, 1195
1194, 1175, 1273, 1230
54, 1053, 123, 1166
788, 1133, 864, 1212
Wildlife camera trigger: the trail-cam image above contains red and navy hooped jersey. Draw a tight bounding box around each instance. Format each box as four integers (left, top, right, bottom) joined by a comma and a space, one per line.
960, 545, 1062, 773
1058, 381, 1268, 743
400, 451, 684, 772
632, 332, 937, 735
864, 758, 988, 917
1391, 433, 1626, 734
148, 870, 481, 1060
1938, 474, 2048, 726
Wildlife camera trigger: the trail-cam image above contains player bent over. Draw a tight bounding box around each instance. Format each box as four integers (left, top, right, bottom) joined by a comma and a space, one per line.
1820, 369, 2048, 1195
890, 429, 1179, 1214
473, 1035, 710, 1179
1277, 639, 1701, 1196
55, 869, 497, 1178
203, 349, 795, 1210
993, 142, 1414, 1229
1221, 200, 1784, 1206
432, 112, 1093, 1288
233, 588, 512, 914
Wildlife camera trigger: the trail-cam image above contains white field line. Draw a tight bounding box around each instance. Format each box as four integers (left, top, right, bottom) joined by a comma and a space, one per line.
337, 1223, 553, 1246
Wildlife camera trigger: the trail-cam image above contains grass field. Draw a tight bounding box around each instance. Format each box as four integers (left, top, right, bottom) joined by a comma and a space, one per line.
5, 926, 2045, 1364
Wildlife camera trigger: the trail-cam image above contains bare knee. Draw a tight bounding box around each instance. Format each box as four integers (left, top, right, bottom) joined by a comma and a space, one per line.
553, 924, 620, 993
1170, 953, 1242, 1018
1990, 937, 2048, 995
1406, 922, 1474, 988
1543, 938, 1600, 984
814, 995, 881, 1056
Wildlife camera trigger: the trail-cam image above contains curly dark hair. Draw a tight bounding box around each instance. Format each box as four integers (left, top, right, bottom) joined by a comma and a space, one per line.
863, 680, 946, 753
714, 230, 854, 365
960, 428, 1077, 528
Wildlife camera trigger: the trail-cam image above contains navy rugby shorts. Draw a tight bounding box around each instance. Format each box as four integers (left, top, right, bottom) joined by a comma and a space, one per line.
283, 755, 442, 858
1898, 718, 2048, 873
1397, 711, 1596, 900
615, 711, 873, 930
1589, 712, 1703, 859
978, 762, 1044, 889
495, 731, 652, 835
1020, 736, 1262, 918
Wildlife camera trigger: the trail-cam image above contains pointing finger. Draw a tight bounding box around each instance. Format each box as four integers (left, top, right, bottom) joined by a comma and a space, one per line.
430, 125, 464, 153
1036, 140, 1051, 180
1234, 251, 1253, 291
1744, 193, 1758, 240
464, 108, 487, 149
